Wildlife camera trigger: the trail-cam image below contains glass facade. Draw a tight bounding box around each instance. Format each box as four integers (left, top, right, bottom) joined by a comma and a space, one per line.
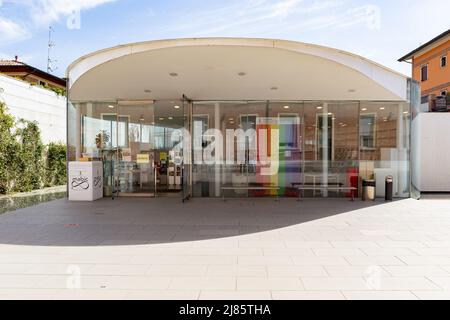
68, 100, 411, 199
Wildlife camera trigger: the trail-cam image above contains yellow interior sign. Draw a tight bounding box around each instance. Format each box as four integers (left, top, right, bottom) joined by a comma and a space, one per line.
137, 154, 150, 164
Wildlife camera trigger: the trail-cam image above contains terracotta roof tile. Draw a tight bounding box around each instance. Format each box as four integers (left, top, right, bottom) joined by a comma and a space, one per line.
0, 60, 27, 66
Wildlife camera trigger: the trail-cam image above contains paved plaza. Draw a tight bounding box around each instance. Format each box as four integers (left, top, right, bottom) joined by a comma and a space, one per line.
1, 196, 450, 300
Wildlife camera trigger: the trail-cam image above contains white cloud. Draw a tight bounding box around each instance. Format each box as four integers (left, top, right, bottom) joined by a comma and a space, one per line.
163, 0, 376, 37
0, 17, 30, 45
269, 0, 301, 18
0, 0, 117, 46
166, 0, 311, 35
12, 0, 118, 26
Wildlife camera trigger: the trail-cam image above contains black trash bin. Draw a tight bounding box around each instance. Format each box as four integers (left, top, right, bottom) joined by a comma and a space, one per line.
385, 176, 393, 201
362, 179, 376, 201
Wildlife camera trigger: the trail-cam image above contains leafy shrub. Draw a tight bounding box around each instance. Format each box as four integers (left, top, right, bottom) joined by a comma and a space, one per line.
0, 102, 67, 195
45, 143, 67, 187
15, 119, 45, 192
0, 102, 21, 194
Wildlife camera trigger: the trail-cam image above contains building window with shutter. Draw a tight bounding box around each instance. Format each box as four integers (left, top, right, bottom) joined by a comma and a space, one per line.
421, 65, 428, 81
441, 56, 447, 68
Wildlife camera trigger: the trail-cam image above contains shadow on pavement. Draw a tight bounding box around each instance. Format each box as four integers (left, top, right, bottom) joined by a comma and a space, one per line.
0, 197, 395, 247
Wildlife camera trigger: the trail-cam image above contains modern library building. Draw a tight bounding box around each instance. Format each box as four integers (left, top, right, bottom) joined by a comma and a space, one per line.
67, 38, 419, 201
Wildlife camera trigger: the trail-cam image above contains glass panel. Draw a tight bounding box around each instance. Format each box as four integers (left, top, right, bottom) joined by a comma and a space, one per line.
303, 102, 359, 198
328, 102, 359, 198
410, 79, 421, 199
244, 101, 265, 197
71, 102, 118, 197
192, 102, 213, 197
359, 102, 410, 198
303, 102, 326, 197
267, 102, 303, 197
153, 101, 184, 195
116, 102, 155, 196
67, 101, 77, 163
68, 99, 411, 199
222, 102, 252, 199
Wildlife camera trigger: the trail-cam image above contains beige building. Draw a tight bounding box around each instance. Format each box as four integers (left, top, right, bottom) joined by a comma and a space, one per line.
0, 57, 66, 91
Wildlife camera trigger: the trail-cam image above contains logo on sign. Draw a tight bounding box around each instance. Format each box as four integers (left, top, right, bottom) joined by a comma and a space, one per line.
71, 176, 89, 190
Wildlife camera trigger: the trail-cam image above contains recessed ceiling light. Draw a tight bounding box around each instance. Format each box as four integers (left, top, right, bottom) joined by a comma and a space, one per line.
238, 72, 246, 76
169, 72, 178, 77
361, 108, 367, 111
159, 117, 165, 120
108, 105, 115, 109
380, 107, 385, 110
174, 105, 180, 109
317, 106, 323, 110
283, 105, 290, 109
168, 117, 173, 120
328, 112, 332, 115
403, 111, 409, 114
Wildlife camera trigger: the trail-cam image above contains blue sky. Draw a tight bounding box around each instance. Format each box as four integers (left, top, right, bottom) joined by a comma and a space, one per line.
0, 0, 448, 77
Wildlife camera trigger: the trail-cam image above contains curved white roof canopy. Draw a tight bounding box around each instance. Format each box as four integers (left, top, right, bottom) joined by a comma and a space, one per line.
67, 38, 409, 102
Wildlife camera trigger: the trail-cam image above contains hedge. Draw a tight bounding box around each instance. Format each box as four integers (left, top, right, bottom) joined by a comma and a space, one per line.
0, 101, 66, 195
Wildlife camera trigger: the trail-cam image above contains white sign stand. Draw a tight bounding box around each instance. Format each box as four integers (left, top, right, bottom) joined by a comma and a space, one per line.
68, 161, 103, 201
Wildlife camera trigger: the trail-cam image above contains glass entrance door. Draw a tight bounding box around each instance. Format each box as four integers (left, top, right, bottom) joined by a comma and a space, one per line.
116, 101, 156, 197
112, 100, 189, 198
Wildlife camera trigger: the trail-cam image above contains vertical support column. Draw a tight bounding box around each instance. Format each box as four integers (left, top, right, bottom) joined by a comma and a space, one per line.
301, 103, 306, 187
357, 102, 362, 198
75, 104, 82, 161
322, 103, 329, 197
215, 102, 221, 197
396, 103, 405, 196
189, 100, 193, 194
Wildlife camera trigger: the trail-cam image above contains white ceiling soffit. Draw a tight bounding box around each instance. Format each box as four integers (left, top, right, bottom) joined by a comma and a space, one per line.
67, 38, 408, 102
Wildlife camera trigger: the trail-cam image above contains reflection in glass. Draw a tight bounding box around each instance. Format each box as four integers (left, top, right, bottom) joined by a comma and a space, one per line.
68, 100, 411, 199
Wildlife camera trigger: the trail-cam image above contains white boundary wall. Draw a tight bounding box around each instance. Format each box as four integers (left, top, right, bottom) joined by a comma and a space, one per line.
412, 112, 450, 192
0, 74, 66, 144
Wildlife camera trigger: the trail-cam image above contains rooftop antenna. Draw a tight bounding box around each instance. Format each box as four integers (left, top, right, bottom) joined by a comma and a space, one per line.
47, 26, 57, 73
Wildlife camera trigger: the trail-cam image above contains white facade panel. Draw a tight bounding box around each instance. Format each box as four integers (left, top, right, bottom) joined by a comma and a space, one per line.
0, 74, 66, 144
413, 113, 450, 192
